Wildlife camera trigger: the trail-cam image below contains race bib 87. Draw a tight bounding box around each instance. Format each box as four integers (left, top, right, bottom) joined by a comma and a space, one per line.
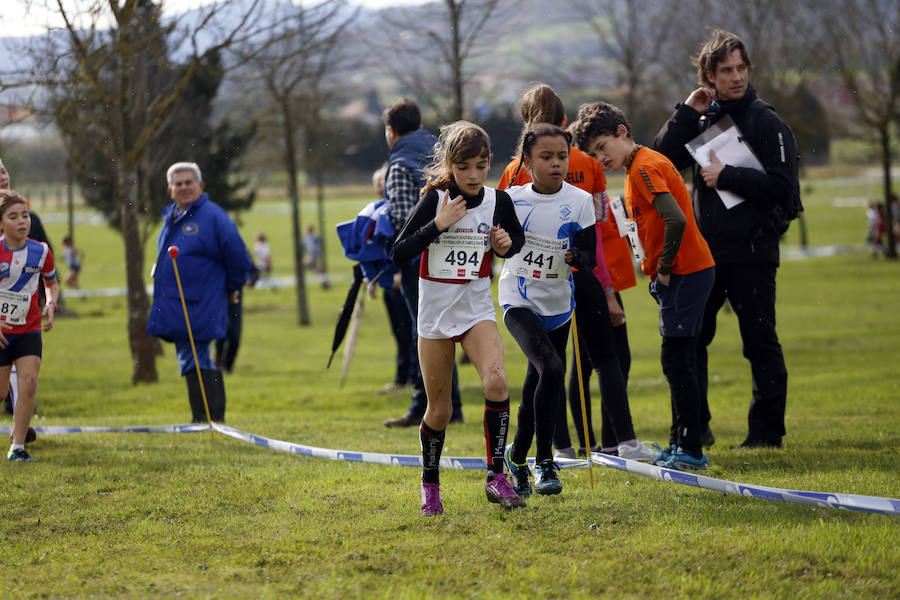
505, 232, 569, 280
0, 289, 31, 326
426, 232, 489, 280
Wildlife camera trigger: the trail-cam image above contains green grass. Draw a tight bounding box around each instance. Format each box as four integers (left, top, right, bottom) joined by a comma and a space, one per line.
2, 169, 899, 598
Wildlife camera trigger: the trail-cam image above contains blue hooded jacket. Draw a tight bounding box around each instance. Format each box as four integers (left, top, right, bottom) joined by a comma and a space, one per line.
388, 128, 437, 194
147, 193, 250, 342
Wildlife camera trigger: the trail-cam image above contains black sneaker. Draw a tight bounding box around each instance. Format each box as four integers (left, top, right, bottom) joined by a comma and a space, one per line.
9, 427, 37, 444
701, 425, 715, 447
734, 436, 782, 450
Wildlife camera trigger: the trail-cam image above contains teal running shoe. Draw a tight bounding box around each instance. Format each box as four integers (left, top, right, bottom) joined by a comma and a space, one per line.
504, 444, 533, 497
661, 447, 709, 471
7, 448, 36, 462
533, 459, 562, 495
651, 442, 676, 466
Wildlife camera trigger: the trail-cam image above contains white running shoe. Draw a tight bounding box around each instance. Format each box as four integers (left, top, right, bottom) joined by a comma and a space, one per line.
617, 439, 658, 462
553, 447, 576, 460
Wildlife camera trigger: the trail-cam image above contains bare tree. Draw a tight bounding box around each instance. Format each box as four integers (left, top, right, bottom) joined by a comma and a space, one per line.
822, 0, 900, 258
372, 0, 505, 121
234, 0, 357, 324
577, 0, 677, 140
3, 0, 266, 382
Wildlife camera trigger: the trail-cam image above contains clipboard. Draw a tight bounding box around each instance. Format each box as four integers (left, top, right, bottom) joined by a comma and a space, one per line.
686, 114, 764, 209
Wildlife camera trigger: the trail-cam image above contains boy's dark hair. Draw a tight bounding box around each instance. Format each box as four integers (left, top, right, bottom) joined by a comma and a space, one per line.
382, 98, 422, 137
0, 189, 28, 218
571, 102, 632, 152
694, 28, 753, 88
521, 123, 571, 159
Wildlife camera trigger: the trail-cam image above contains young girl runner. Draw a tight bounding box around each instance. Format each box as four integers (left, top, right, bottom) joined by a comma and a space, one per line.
391, 121, 526, 515
573, 101, 715, 471
0, 190, 59, 462
500, 123, 598, 496
499, 84, 655, 462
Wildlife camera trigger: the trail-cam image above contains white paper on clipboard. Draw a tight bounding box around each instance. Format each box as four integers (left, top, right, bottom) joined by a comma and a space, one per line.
686, 114, 764, 209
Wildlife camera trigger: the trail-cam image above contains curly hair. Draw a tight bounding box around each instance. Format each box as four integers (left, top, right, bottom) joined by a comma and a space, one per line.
571, 101, 632, 152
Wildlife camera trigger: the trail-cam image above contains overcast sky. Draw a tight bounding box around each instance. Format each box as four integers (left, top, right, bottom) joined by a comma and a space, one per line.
5, 0, 428, 35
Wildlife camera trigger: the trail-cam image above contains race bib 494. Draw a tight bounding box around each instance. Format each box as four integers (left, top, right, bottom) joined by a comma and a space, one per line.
426, 232, 489, 280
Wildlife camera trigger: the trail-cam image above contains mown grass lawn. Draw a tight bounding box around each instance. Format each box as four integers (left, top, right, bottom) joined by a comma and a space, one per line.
2, 169, 898, 598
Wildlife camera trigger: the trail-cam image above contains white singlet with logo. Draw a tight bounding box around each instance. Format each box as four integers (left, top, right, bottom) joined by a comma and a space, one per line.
498, 182, 595, 317
418, 188, 497, 340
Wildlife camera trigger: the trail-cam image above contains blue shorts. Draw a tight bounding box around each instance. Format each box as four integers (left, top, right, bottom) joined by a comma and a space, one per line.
502, 305, 571, 332
649, 267, 715, 338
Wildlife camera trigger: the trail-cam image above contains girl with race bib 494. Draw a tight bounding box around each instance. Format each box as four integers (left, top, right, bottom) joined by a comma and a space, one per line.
391, 121, 526, 516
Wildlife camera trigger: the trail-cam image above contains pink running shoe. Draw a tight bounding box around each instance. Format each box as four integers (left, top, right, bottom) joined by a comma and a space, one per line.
420, 482, 443, 516
485, 473, 526, 509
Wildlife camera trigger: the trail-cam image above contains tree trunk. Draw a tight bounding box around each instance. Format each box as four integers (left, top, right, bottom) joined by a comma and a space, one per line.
315, 165, 329, 289
447, 0, 464, 121
118, 168, 158, 383
881, 124, 897, 259
283, 101, 311, 325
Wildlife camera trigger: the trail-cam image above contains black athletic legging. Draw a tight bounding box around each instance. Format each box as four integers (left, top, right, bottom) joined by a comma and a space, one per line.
554, 271, 636, 451
505, 307, 570, 465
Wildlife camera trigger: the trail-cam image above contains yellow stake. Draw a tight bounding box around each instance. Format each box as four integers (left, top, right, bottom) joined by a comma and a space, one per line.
571, 311, 594, 489
168, 247, 214, 440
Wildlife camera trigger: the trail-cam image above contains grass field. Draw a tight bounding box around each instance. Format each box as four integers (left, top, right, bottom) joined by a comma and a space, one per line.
2, 168, 899, 598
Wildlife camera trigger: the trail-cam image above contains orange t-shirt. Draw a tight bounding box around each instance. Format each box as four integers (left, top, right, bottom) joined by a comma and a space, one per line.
624, 146, 715, 279
498, 146, 636, 292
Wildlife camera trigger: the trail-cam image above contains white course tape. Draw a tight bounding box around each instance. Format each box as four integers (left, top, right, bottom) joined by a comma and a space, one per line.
589, 452, 900, 516
4, 423, 897, 516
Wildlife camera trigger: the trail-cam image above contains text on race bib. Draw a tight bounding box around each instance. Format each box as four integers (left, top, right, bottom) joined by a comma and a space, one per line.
0, 289, 31, 326
505, 232, 569, 280
426, 232, 489, 280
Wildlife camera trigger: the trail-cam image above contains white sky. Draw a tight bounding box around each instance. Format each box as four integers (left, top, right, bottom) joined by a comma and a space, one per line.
5, 0, 428, 36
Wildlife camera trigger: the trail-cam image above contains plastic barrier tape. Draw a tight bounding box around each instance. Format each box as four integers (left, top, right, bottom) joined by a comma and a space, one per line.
3, 424, 897, 516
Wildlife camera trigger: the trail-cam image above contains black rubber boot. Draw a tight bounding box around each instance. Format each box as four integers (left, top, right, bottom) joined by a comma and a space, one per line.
201, 369, 226, 422
184, 370, 209, 423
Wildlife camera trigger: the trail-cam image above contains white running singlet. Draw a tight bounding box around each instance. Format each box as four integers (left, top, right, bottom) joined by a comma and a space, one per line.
498, 182, 595, 317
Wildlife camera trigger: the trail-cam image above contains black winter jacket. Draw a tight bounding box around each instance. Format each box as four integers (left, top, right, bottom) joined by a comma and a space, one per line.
652, 85, 797, 266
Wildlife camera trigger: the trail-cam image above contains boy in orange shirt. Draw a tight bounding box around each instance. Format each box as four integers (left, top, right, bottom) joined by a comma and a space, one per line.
573, 101, 715, 471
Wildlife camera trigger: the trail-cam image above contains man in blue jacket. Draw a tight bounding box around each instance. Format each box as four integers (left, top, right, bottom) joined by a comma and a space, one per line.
147, 162, 250, 422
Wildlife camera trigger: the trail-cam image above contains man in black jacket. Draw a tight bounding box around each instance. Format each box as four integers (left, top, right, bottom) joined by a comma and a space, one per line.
653, 29, 796, 449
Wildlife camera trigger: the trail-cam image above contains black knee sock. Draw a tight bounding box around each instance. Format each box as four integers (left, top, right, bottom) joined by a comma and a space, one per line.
483, 398, 510, 478
420, 421, 445, 484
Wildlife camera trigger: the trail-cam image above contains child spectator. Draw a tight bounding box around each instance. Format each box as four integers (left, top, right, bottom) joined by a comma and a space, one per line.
61, 235, 84, 288
573, 101, 715, 471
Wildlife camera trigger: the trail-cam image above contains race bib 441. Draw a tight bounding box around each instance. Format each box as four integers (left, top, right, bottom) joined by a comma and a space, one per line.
505, 232, 569, 280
